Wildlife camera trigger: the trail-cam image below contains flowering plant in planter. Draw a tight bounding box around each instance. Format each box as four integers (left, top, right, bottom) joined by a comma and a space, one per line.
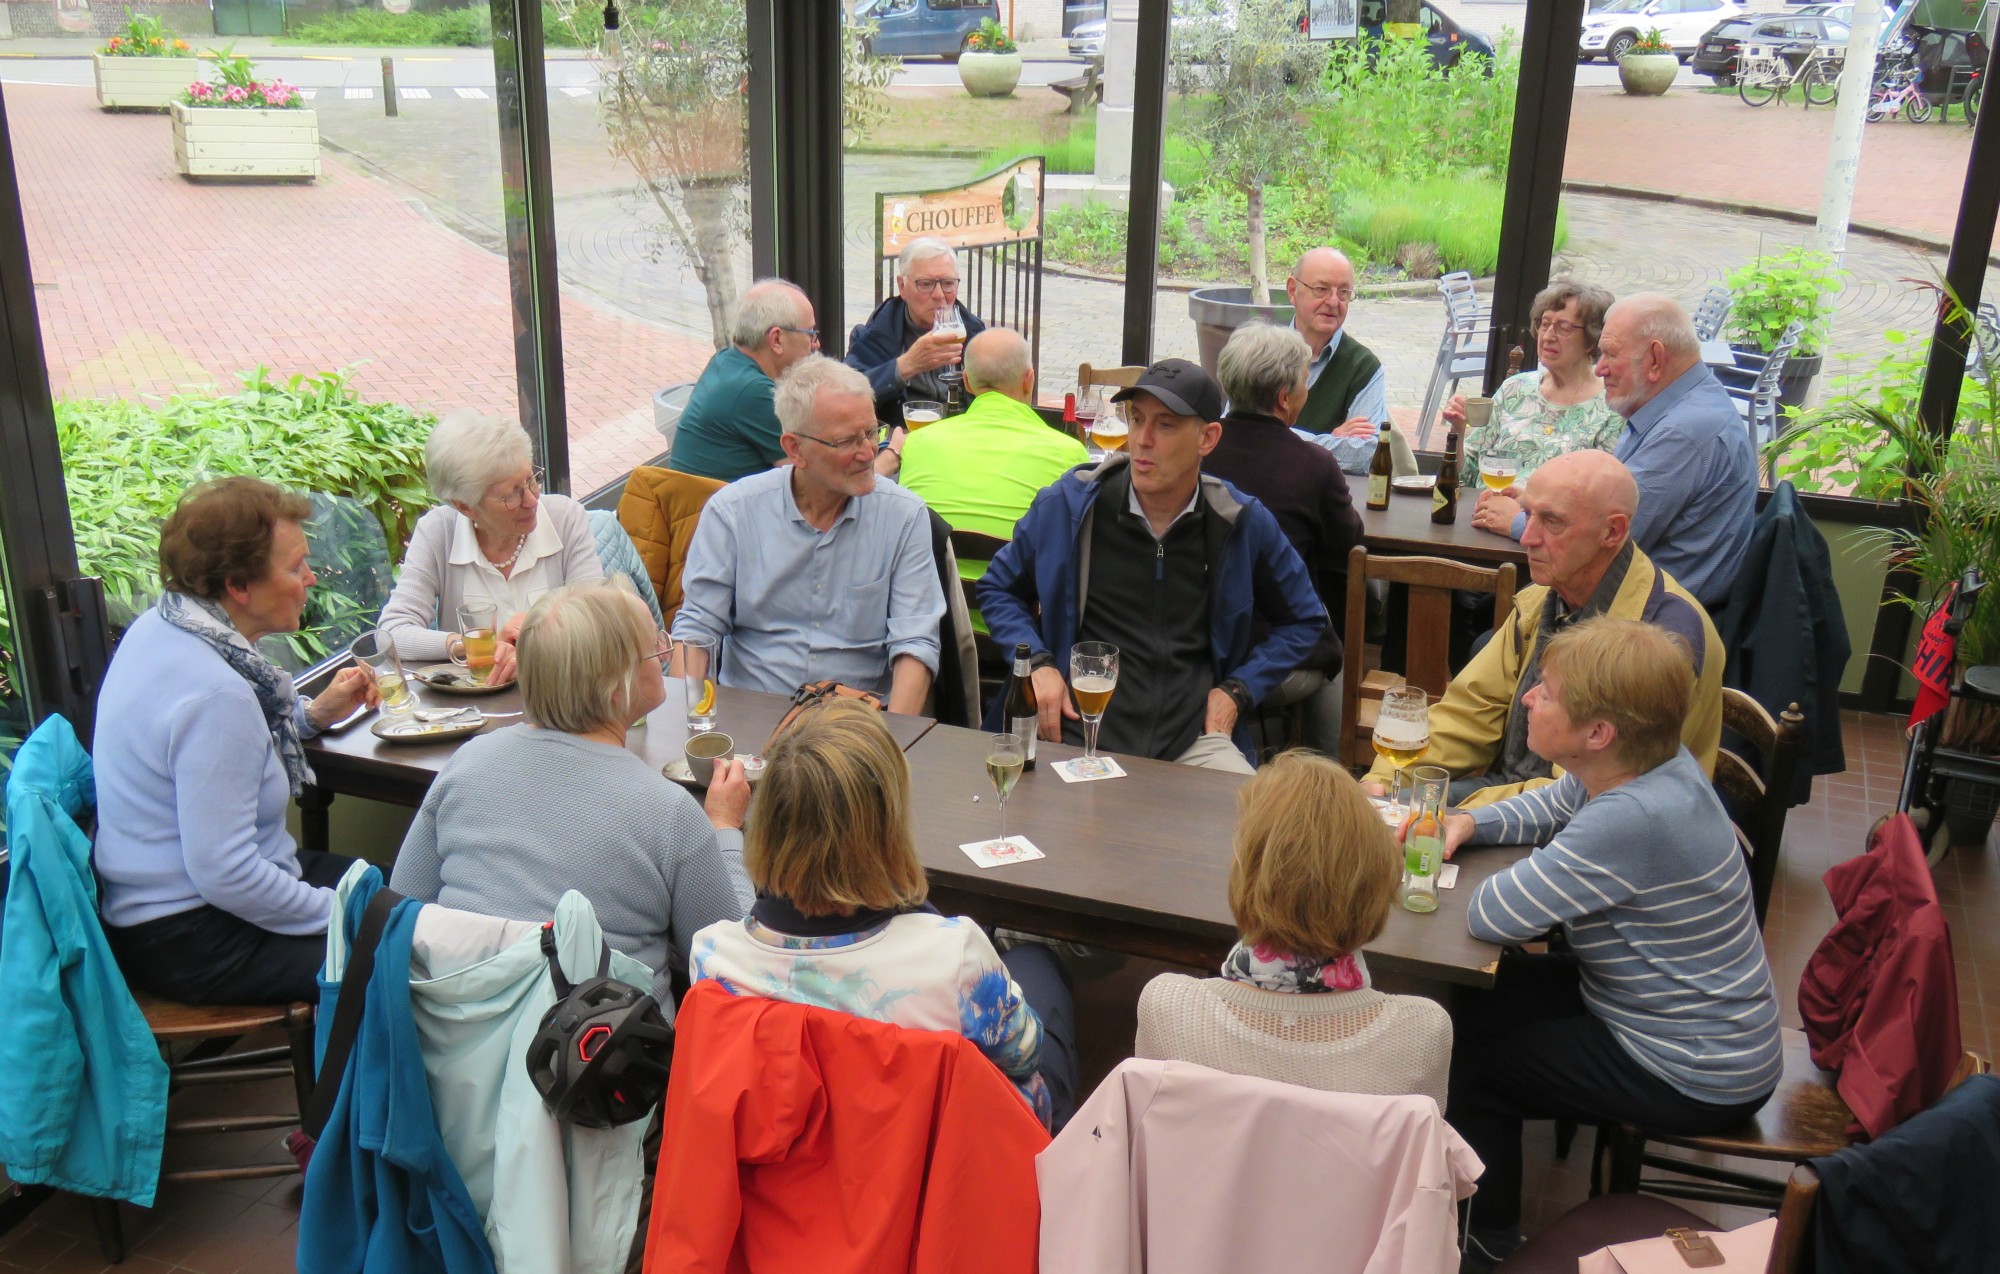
1625, 27, 1673, 55
180, 47, 306, 108
965, 17, 1018, 54
101, 11, 192, 56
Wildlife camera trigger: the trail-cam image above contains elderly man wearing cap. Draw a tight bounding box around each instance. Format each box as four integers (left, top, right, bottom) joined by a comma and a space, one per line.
978, 359, 1327, 772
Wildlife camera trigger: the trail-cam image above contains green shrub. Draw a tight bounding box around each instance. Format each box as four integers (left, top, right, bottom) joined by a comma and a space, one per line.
1315, 34, 1520, 189
1336, 173, 1564, 276
284, 3, 615, 47
1045, 185, 1364, 279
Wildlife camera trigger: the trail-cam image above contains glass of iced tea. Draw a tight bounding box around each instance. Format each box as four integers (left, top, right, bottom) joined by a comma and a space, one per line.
452, 601, 500, 686
351, 629, 413, 717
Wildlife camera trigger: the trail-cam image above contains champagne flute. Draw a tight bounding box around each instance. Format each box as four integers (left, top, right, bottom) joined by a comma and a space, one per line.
986, 733, 1024, 853
1069, 641, 1119, 763
1372, 685, 1431, 814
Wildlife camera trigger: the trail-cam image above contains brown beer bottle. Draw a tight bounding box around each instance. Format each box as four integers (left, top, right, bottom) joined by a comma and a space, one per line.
1366, 422, 1393, 510
1432, 429, 1461, 525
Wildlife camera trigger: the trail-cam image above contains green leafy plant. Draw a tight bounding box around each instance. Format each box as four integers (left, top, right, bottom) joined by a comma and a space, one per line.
101, 9, 192, 55
1626, 27, 1674, 54
181, 44, 306, 108
1315, 33, 1519, 188
1725, 246, 1845, 357
965, 16, 1018, 54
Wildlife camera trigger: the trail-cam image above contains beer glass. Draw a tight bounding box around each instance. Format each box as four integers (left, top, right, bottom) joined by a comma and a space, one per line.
451, 601, 499, 686
931, 307, 966, 403
351, 629, 413, 717
902, 399, 944, 432
681, 637, 718, 733
1478, 452, 1520, 494
1069, 641, 1119, 763
1372, 685, 1431, 813
1088, 398, 1129, 453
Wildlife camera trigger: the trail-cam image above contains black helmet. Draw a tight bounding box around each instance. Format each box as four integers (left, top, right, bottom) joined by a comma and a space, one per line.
524, 924, 674, 1129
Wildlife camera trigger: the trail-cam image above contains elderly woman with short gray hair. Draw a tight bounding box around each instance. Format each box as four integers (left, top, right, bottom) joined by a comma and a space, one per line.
844, 236, 988, 421
378, 410, 601, 684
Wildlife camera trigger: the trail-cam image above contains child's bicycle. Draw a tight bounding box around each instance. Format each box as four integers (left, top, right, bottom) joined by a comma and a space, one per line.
1868, 59, 1934, 122
1738, 40, 1843, 108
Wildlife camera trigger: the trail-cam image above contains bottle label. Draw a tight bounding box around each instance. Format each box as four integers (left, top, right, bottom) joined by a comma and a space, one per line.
1010, 716, 1038, 763
1367, 473, 1389, 505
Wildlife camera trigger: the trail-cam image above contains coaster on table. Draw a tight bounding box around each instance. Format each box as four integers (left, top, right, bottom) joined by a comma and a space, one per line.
1369, 797, 1406, 827
1052, 756, 1127, 784
959, 836, 1047, 869
1438, 863, 1460, 890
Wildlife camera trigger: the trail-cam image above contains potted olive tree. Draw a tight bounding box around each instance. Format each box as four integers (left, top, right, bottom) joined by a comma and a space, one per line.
958, 18, 1023, 98
1726, 246, 1844, 410
1617, 28, 1680, 96
1173, 0, 1329, 374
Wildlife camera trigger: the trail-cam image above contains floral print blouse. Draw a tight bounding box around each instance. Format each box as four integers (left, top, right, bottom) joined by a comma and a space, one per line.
1460, 369, 1625, 481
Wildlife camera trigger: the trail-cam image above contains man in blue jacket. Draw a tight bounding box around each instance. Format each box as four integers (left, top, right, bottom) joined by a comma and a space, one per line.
979, 359, 1327, 771
845, 237, 987, 423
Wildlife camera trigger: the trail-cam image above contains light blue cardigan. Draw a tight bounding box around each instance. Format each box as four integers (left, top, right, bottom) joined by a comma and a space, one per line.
0, 715, 168, 1205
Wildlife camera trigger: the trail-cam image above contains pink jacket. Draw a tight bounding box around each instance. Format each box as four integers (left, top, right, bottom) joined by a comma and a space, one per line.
1037, 1059, 1482, 1274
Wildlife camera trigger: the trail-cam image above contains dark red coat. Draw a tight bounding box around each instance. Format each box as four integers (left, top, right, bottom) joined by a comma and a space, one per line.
1797, 813, 1962, 1139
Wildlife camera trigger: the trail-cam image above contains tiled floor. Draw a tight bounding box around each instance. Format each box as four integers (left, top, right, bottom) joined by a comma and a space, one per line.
2, 711, 1992, 1272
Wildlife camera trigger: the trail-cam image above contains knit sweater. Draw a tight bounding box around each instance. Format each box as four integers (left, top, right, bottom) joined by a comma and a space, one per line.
389, 726, 752, 1002
1466, 751, 1783, 1106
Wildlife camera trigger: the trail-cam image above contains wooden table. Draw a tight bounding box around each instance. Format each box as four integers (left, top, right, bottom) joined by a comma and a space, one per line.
903, 723, 1527, 987
1359, 487, 1529, 569
299, 683, 936, 846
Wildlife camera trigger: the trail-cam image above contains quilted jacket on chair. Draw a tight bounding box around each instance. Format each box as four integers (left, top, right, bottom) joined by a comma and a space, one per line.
617, 466, 724, 628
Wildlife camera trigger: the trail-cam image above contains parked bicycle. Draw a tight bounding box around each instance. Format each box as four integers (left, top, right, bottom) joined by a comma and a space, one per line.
1897, 567, 2000, 864
1868, 59, 1934, 121
1739, 40, 1843, 107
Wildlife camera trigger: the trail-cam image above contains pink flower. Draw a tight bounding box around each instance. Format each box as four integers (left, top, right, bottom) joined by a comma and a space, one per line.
1319, 955, 1365, 992
222, 84, 249, 103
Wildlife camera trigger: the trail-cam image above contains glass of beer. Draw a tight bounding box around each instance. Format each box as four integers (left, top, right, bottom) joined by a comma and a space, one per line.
1088, 400, 1129, 453
681, 636, 718, 733
931, 307, 966, 400
451, 601, 500, 686
986, 732, 1024, 853
351, 629, 413, 718
1478, 452, 1520, 494
1372, 685, 1431, 814
902, 399, 944, 432
1069, 641, 1119, 763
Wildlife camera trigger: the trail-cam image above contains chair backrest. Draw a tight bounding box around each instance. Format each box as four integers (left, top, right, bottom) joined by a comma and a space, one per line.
1077, 363, 1144, 394
615, 466, 724, 626
1338, 547, 1517, 773
1713, 689, 1805, 926
927, 513, 982, 729
1691, 285, 1733, 343
1971, 301, 2000, 384
947, 526, 1011, 701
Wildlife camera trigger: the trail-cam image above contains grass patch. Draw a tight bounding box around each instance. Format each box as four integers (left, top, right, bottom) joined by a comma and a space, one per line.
1336, 173, 1566, 277
283, 4, 604, 47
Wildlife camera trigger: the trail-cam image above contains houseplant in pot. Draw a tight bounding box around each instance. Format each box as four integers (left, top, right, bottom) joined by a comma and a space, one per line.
173, 47, 318, 181
1725, 246, 1843, 411
93, 10, 195, 111
958, 18, 1022, 98
1617, 27, 1680, 96
1173, 0, 1328, 374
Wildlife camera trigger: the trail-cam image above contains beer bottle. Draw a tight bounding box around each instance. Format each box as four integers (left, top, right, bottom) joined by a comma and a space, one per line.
1005, 643, 1039, 770
1366, 422, 1393, 511
1432, 429, 1461, 525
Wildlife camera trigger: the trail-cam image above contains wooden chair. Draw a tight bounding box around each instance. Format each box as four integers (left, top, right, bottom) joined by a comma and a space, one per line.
948, 527, 1011, 709
1714, 690, 1805, 926
1495, 1163, 1819, 1274
1337, 546, 1516, 774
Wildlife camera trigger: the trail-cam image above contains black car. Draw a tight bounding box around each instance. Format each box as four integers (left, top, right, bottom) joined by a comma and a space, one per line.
1692, 11, 1849, 82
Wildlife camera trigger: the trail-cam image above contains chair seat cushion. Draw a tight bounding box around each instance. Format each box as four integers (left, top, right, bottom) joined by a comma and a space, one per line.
1497, 1193, 1714, 1273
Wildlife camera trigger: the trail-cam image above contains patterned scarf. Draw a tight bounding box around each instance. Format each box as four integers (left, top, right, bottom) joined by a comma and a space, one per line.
1220, 941, 1371, 994
158, 590, 315, 797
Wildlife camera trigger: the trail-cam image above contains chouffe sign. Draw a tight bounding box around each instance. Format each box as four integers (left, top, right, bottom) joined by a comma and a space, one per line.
878, 156, 1045, 258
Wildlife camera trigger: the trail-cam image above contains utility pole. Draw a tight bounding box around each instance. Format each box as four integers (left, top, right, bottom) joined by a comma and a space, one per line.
1814, 0, 1886, 266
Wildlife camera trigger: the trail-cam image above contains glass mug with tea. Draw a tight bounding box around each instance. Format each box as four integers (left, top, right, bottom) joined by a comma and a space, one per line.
351, 629, 413, 718
451, 601, 500, 686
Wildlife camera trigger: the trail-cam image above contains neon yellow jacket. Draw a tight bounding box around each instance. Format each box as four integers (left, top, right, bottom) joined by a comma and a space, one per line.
1364, 545, 1723, 808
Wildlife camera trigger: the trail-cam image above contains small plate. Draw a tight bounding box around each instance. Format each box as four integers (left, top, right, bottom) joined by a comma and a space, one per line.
662, 757, 707, 790
372, 712, 486, 745
1392, 475, 1437, 494
412, 664, 511, 696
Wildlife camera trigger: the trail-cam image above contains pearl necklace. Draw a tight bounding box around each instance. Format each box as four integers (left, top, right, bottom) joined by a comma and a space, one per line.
488, 531, 528, 575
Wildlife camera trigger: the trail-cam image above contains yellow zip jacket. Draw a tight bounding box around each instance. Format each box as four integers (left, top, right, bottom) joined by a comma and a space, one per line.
1364, 544, 1723, 808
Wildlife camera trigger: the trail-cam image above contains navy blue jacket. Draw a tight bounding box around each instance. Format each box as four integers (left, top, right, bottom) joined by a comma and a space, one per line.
844, 295, 987, 421
977, 455, 1328, 764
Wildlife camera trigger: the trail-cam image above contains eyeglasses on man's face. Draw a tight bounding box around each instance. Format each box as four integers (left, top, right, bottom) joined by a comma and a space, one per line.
489, 467, 545, 512
910, 276, 960, 295
797, 430, 879, 455
776, 324, 820, 342
1291, 277, 1356, 304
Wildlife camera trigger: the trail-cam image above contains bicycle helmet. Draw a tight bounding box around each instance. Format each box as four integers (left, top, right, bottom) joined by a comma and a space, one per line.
524, 924, 674, 1129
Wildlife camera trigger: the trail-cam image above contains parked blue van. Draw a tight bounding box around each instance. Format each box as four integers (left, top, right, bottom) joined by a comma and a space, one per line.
854, 0, 1003, 60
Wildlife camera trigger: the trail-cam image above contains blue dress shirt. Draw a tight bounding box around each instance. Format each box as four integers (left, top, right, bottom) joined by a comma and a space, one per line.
1615, 362, 1758, 608
671, 467, 945, 697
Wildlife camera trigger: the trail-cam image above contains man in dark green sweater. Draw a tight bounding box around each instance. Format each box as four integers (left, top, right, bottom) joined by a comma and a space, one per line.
668, 279, 822, 482
1285, 248, 1390, 469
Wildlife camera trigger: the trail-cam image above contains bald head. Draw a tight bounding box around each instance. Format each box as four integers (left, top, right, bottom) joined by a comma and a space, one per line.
1287, 247, 1357, 348
963, 327, 1034, 402
1519, 450, 1638, 606
1596, 293, 1700, 417
1292, 246, 1352, 279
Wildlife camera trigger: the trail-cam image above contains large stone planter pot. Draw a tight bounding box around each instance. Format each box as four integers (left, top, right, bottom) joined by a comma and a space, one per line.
959, 51, 1023, 98
172, 102, 319, 181
1618, 52, 1680, 96
93, 53, 199, 110
1188, 287, 1293, 378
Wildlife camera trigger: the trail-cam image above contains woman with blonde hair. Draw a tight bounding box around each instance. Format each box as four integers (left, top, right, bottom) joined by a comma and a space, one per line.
1136, 750, 1453, 1107
690, 700, 1077, 1127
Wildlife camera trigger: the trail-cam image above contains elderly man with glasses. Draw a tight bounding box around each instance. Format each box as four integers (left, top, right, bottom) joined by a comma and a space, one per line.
845, 236, 989, 423
669, 277, 825, 482
1284, 247, 1415, 477
672, 356, 945, 715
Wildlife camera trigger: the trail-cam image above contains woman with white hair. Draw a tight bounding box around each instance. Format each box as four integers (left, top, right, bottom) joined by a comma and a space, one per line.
378, 411, 601, 684
844, 236, 987, 421
390, 578, 752, 999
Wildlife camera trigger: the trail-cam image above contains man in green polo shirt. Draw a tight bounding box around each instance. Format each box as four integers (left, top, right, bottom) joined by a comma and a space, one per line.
667, 278, 821, 482
900, 326, 1087, 581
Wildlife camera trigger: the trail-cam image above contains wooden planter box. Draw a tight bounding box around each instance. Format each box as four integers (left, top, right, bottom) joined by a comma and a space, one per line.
171, 102, 319, 181
93, 53, 200, 111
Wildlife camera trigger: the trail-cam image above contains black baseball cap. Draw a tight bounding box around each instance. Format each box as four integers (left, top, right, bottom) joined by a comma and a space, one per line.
1110, 358, 1225, 423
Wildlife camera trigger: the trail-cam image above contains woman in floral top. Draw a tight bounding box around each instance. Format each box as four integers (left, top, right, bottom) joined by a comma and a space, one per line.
1444, 280, 1622, 542
690, 699, 1077, 1128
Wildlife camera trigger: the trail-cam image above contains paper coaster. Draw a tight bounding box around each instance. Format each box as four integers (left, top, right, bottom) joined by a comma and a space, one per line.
959, 836, 1047, 869
1052, 756, 1127, 783
1370, 797, 1407, 827
1438, 863, 1460, 890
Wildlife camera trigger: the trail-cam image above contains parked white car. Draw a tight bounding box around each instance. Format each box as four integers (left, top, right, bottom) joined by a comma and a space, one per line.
1579, 0, 1745, 60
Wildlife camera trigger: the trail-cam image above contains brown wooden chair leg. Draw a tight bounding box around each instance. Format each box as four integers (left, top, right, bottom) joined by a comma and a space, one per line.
285, 1004, 317, 1117
90, 1195, 125, 1264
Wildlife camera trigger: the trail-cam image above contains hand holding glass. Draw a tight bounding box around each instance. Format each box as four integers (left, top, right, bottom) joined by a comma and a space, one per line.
1069, 641, 1119, 762
986, 733, 1024, 853
351, 630, 413, 717
1372, 686, 1431, 812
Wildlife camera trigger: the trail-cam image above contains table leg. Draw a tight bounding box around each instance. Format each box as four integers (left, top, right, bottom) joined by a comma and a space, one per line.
298, 784, 334, 854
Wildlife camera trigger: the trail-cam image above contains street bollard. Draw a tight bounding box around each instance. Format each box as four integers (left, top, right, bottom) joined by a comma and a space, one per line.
382, 56, 397, 117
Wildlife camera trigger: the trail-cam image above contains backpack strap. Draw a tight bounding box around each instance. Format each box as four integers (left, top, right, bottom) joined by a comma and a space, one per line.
540, 920, 611, 999
301, 886, 404, 1142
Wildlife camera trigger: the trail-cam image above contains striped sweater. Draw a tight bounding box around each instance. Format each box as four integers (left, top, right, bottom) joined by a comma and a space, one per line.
1466, 749, 1783, 1106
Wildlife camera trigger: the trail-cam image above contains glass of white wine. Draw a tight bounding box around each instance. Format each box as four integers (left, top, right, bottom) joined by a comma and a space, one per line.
986, 733, 1025, 853
1372, 685, 1431, 814
351, 630, 413, 718
1069, 641, 1119, 763
1477, 452, 1520, 495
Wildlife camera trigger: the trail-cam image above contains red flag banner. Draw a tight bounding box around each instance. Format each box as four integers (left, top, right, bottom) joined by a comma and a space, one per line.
1909, 585, 1958, 732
